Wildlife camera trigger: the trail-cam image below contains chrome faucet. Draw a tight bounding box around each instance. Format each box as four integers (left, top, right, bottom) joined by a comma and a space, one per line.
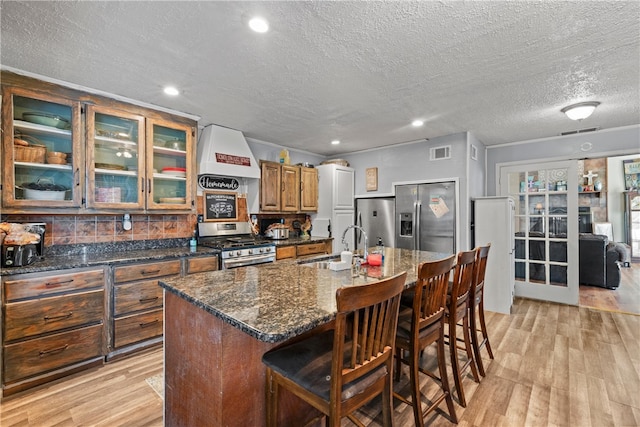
341, 225, 368, 262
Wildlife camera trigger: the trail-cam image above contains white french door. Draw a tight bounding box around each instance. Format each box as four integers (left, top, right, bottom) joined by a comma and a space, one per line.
500, 160, 579, 305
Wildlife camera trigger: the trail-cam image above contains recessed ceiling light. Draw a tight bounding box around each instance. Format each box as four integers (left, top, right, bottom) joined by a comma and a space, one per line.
163, 86, 180, 96
331, 140, 340, 145
411, 120, 424, 127
249, 17, 269, 33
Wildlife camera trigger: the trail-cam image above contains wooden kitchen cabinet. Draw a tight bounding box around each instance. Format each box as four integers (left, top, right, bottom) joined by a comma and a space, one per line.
109, 259, 180, 359
276, 245, 297, 260
300, 166, 318, 212
1, 70, 196, 214
296, 241, 330, 258
1, 85, 83, 209
1, 267, 106, 396
186, 254, 219, 273
259, 161, 317, 213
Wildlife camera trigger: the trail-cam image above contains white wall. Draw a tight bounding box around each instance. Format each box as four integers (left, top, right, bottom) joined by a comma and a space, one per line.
486, 125, 640, 195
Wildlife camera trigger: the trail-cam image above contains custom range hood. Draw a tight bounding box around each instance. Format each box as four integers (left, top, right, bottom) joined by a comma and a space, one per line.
197, 124, 261, 179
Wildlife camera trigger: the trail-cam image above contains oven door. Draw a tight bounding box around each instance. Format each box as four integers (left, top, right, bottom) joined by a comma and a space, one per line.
222, 253, 275, 269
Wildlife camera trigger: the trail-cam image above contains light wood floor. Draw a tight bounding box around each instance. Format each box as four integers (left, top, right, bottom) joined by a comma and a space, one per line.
579, 261, 640, 315
1, 295, 638, 426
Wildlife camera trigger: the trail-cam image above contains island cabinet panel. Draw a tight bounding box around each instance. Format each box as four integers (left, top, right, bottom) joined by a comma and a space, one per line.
4, 290, 104, 341
164, 292, 322, 427
3, 324, 103, 383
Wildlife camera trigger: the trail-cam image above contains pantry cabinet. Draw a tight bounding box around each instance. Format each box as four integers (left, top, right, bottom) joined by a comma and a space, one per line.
259, 161, 317, 213
1, 71, 196, 213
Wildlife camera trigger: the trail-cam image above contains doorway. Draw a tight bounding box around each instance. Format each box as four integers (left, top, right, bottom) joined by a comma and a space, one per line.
500, 160, 579, 306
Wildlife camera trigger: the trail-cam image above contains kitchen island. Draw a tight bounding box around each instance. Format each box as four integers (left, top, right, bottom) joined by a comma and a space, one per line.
159, 247, 450, 427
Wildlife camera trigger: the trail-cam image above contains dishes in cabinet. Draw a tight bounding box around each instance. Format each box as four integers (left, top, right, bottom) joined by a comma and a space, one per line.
19, 179, 68, 200
161, 167, 186, 177
22, 112, 70, 129
159, 197, 186, 204
95, 163, 126, 171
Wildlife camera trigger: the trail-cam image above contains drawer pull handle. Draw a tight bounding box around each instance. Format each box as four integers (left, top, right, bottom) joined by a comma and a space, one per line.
44, 312, 73, 322
141, 269, 161, 275
139, 296, 159, 303
139, 319, 159, 328
45, 279, 74, 287
40, 344, 69, 357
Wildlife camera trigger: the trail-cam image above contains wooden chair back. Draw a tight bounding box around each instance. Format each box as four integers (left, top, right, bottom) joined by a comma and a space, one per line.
450, 249, 477, 309
333, 271, 407, 393
411, 255, 457, 334
472, 244, 491, 301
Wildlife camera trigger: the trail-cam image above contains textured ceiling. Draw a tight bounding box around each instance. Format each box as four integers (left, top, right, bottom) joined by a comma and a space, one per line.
1, 1, 639, 156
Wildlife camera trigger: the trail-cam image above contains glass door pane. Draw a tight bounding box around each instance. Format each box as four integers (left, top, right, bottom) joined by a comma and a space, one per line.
11, 94, 80, 206
87, 106, 144, 209
503, 160, 578, 305
147, 120, 191, 209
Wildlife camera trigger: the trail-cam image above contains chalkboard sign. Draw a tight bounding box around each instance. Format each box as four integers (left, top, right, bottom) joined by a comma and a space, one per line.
203, 191, 238, 222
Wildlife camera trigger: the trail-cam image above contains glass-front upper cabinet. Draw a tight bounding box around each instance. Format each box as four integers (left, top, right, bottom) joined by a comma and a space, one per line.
2, 87, 82, 208
86, 105, 145, 209
146, 118, 194, 210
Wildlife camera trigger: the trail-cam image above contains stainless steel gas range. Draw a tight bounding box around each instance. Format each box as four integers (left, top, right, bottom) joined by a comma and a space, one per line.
197, 222, 276, 270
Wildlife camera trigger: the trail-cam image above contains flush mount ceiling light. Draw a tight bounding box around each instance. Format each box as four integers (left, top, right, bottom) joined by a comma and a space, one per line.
331, 140, 340, 145
249, 17, 269, 33
163, 86, 180, 96
411, 119, 424, 127
561, 101, 600, 120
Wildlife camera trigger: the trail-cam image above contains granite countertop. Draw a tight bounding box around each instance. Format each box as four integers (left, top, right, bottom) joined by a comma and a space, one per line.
159, 247, 450, 344
0, 241, 219, 276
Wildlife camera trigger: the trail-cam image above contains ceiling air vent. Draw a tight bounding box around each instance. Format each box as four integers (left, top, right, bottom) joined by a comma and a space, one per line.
430, 145, 451, 161
560, 127, 600, 136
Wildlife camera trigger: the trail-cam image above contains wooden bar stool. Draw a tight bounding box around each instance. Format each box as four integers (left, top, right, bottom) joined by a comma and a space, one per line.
446, 249, 481, 408
469, 244, 494, 377
393, 255, 458, 427
262, 272, 407, 427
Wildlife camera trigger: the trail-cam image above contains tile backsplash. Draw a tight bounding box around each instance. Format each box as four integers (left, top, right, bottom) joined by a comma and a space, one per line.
1, 214, 197, 247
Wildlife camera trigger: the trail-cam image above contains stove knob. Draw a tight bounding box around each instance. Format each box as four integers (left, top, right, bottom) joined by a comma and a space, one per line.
259, 248, 264, 253
264, 247, 271, 253
248, 249, 253, 255
236, 251, 242, 257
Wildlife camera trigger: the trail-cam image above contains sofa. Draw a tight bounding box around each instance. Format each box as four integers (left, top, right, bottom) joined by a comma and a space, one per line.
515, 232, 620, 289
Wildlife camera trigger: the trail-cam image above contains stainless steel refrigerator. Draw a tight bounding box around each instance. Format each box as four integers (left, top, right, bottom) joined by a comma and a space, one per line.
395, 182, 456, 254
355, 197, 395, 252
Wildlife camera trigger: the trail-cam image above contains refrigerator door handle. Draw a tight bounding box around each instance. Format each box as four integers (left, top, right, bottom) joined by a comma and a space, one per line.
356, 212, 363, 244
415, 201, 421, 251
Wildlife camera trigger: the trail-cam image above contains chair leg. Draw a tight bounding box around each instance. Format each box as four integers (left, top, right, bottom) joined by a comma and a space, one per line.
478, 299, 494, 359
462, 315, 481, 383
409, 343, 424, 427
266, 368, 278, 427
382, 370, 394, 427
438, 328, 457, 423
448, 317, 466, 407
395, 347, 402, 381
469, 305, 486, 377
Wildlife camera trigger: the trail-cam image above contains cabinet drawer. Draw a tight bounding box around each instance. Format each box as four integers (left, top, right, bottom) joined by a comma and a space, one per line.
276, 246, 296, 260
186, 255, 219, 274
3, 323, 103, 383
4, 269, 104, 302
4, 290, 104, 342
114, 259, 181, 283
296, 243, 328, 257
114, 309, 163, 348
114, 280, 163, 316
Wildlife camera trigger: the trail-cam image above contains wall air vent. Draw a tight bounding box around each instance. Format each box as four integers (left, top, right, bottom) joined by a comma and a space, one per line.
430, 145, 451, 161
560, 127, 600, 136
